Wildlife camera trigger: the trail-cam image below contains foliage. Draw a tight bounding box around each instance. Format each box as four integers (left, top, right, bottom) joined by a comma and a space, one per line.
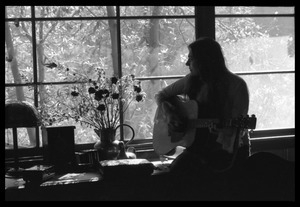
38, 68, 146, 130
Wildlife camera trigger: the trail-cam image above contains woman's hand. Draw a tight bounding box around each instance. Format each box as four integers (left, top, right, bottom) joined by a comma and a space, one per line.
162, 101, 186, 133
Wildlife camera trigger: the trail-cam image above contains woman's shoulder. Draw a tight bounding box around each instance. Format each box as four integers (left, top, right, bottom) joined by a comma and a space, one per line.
227, 71, 247, 85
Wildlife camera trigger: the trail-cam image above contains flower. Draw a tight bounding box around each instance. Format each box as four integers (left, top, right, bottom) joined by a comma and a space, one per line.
40, 68, 146, 130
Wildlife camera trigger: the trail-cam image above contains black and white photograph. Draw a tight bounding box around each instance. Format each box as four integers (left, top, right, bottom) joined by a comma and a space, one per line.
5, 5, 295, 201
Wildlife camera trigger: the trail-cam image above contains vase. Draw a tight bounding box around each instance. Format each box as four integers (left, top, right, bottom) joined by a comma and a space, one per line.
94, 124, 135, 161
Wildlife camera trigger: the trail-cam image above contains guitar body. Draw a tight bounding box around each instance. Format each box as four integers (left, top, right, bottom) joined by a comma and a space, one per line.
153, 97, 198, 155
153, 96, 257, 157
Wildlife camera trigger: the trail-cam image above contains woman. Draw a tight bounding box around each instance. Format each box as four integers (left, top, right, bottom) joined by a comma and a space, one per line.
155, 37, 250, 175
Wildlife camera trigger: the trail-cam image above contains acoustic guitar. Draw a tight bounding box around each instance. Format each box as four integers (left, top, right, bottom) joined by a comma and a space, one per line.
153, 96, 257, 156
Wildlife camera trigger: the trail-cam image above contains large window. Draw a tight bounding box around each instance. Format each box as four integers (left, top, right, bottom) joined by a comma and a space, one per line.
5, 6, 295, 159
5, 6, 195, 152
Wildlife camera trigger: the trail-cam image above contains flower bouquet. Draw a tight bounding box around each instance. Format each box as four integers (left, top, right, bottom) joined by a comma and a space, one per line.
39, 67, 146, 160
39, 68, 146, 132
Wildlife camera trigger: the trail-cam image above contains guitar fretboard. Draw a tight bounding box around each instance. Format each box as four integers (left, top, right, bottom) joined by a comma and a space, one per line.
189, 119, 220, 128
189, 117, 255, 129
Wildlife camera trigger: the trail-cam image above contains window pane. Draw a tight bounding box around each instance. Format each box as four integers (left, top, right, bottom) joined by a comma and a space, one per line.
5, 128, 37, 149
34, 6, 113, 18
216, 17, 294, 72
244, 73, 295, 129
123, 80, 152, 140
215, 7, 294, 14
35, 20, 113, 83
120, 6, 194, 16
6, 6, 31, 18
5, 86, 34, 104
5, 21, 33, 84
121, 18, 194, 77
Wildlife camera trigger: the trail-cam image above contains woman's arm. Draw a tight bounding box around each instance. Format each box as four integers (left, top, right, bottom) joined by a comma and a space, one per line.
154, 74, 191, 133
231, 79, 249, 118
216, 78, 250, 153
155, 74, 190, 105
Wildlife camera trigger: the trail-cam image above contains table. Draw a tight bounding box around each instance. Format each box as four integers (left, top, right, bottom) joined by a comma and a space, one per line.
5, 160, 173, 201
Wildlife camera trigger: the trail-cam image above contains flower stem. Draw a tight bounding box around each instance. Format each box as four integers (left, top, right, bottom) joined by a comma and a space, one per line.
105, 98, 111, 128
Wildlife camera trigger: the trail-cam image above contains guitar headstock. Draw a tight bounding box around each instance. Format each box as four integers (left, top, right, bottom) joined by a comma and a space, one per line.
231, 114, 257, 130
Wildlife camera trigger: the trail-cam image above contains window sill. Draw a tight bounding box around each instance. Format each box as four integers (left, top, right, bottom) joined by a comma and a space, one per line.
6, 128, 295, 165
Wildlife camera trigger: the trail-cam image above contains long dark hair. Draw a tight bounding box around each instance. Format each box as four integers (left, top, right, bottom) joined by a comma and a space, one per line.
185, 37, 231, 119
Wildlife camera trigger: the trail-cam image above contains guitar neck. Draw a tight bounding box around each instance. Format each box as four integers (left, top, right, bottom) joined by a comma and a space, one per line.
189, 118, 252, 129
189, 119, 220, 128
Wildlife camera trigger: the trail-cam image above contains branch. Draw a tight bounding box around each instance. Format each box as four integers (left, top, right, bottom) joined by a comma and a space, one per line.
104, 98, 111, 128
19, 6, 32, 42
178, 7, 195, 29
20, 21, 33, 42
178, 19, 188, 45
217, 20, 235, 35
41, 7, 61, 43
84, 6, 97, 17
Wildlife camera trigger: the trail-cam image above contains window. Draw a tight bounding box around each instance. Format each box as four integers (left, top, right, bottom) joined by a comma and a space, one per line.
5, 6, 295, 161
5, 6, 196, 159
215, 6, 295, 130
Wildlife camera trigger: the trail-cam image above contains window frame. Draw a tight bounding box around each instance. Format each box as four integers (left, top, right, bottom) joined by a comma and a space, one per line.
5, 6, 295, 163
